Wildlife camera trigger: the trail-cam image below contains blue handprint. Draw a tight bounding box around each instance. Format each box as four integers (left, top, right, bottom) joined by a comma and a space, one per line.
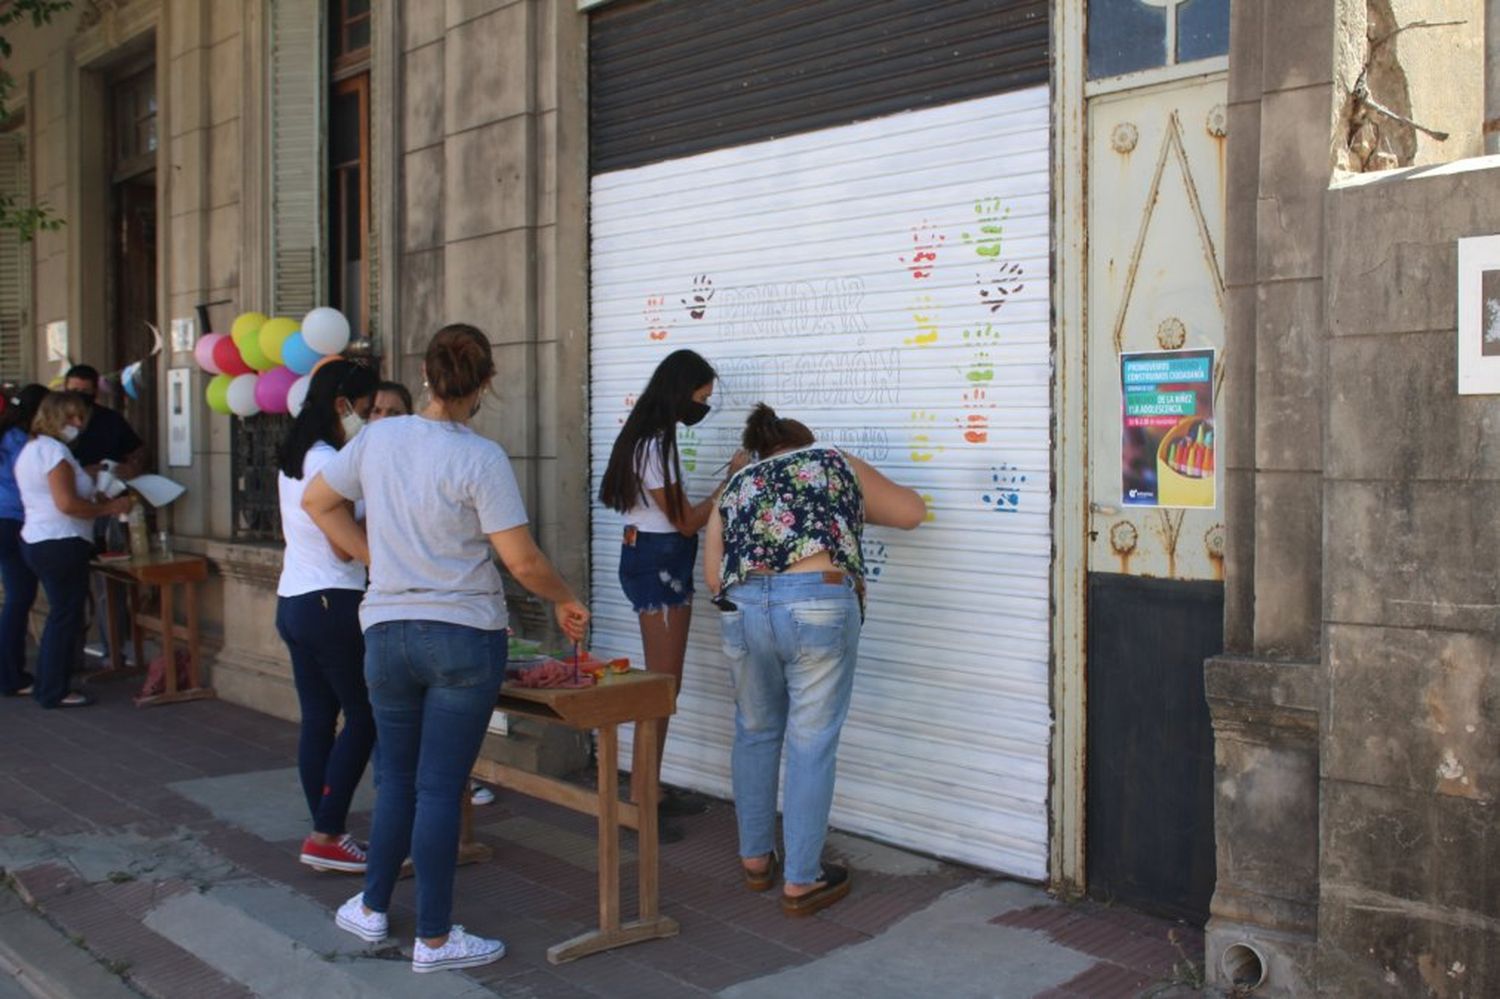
982, 464, 1027, 513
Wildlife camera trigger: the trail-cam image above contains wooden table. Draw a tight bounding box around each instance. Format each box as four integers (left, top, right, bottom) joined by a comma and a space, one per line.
468, 670, 679, 964
90, 554, 215, 707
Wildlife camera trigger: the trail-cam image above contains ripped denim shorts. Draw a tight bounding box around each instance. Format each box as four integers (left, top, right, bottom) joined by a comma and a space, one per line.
618, 528, 697, 614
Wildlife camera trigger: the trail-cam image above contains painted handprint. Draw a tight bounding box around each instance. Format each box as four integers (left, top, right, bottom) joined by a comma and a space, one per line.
961, 197, 1009, 258
961, 322, 1001, 345
864, 539, 889, 582
616, 393, 637, 426
679, 426, 699, 473
643, 294, 669, 341
908, 410, 944, 463
899, 220, 946, 279
682, 275, 714, 320
957, 387, 994, 444
961, 351, 994, 384
904, 294, 940, 347
982, 464, 1027, 513
920, 492, 937, 523
977, 263, 1025, 313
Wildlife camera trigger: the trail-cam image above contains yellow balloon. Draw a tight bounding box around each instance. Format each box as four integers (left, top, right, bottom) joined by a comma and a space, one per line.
231, 311, 268, 342
257, 317, 300, 367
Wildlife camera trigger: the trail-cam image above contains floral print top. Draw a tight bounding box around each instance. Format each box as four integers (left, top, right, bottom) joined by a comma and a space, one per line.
717, 445, 865, 590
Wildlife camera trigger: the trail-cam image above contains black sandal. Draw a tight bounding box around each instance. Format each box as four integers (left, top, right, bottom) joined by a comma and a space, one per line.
780, 864, 851, 916
742, 852, 780, 892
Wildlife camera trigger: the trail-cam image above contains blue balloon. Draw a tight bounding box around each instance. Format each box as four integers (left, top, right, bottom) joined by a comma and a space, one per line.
281, 332, 321, 375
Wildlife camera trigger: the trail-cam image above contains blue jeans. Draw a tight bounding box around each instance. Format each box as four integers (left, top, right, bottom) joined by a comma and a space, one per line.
721, 573, 862, 885
21, 537, 93, 708
0, 518, 37, 694
360, 620, 507, 939
277, 590, 375, 836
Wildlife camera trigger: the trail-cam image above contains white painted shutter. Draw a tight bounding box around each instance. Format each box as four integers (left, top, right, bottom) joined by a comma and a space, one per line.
269, 0, 323, 315
589, 87, 1053, 880
0, 134, 28, 382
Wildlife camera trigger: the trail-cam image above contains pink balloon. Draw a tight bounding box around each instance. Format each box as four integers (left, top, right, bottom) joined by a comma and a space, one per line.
195, 333, 228, 374
254, 366, 299, 415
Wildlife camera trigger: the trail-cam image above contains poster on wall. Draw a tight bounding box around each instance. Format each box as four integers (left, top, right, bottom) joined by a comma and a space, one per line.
1457, 234, 1500, 394
1120, 348, 1216, 508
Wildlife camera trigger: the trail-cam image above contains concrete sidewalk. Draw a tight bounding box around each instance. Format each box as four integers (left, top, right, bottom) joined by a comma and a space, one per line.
0, 681, 1206, 998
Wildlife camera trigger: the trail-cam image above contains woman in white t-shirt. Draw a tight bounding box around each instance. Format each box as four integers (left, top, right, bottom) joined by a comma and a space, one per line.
599, 349, 747, 829
275, 359, 379, 876
304, 323, 589, 974
16, 392, 133, 708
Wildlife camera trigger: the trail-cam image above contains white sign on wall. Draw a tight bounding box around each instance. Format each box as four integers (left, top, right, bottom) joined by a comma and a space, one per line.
589, 87, 1053, 879
167, 368, 192, 467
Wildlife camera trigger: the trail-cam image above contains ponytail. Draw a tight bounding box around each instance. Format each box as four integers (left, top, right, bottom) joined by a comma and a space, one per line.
740, 403, 814, 458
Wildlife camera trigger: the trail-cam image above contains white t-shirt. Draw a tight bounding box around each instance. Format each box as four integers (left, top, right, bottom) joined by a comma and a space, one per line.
278, 442, 368, 597
624, 436, 678, 534
319, 415, 529, 632
16, 436, 95, 543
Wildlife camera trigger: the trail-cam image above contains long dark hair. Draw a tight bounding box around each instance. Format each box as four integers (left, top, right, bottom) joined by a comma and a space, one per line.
600, 349, 717, 523
276, 360, 378, 479
0, 384, 48, 438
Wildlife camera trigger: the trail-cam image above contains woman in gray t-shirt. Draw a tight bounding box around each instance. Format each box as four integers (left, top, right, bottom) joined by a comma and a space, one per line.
304, 323, 588, 975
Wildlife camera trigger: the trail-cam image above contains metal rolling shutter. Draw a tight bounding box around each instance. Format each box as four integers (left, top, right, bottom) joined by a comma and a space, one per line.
589, 85, 1052, 879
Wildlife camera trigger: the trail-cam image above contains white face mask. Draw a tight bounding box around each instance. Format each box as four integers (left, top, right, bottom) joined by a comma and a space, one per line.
60, 425, 80, 443
339, 408, 365, 442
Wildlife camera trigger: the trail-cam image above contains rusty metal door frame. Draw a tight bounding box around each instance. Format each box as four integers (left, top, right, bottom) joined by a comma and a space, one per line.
1049, 0, 1088, 896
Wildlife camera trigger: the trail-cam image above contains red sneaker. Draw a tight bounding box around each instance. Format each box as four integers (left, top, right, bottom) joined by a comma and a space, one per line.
299, 834, 367, 873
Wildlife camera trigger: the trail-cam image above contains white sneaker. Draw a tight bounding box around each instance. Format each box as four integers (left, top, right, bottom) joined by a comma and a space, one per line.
412, 925, 505, 973
335, 893, 388, 942
470, 783, 496, 806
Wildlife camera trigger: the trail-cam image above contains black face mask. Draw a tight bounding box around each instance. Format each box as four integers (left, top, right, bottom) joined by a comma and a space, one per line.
680, 400, 710, 426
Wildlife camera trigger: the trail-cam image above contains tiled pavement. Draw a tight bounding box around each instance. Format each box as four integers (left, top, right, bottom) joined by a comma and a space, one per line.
0, 680, 1204, 998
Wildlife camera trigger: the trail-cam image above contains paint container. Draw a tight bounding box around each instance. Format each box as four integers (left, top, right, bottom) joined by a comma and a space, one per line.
1156, 417, 1215, 507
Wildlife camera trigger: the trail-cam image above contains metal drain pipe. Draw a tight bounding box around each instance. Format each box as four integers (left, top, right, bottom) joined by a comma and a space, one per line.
1488, 0, 1500, 153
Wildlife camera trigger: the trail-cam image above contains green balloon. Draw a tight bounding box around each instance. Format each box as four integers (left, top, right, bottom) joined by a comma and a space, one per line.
206, 373, 233, 414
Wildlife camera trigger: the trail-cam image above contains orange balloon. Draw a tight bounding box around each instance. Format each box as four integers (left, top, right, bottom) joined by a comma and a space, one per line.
310, 354, 343, 376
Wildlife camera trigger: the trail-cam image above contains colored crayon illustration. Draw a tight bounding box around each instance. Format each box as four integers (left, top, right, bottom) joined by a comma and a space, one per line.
1120, 348, 1216, 508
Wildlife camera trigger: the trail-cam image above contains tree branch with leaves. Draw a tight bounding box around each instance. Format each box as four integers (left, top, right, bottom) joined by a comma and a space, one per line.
0, 0, 72, 241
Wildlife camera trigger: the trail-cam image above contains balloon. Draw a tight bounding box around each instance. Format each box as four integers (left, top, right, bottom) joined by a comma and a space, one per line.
235, 329, 276, 372
286, 374, 312, 417
212, 335, 253, 376
257, 317, 299, 367
195, 333, 228, 373
281, 332, 321, 375
205, 374, 233, 414
231, 312, 268, 342
226, 373, 261, 417
121, 362, 142, 401
310, 354, 343, 377
301, 307, 351, 355
254, 366, 298, 414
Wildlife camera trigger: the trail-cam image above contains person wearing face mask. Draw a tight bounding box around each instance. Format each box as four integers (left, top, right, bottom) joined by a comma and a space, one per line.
275, 360, 380, 873
370, 381, 413, 422
600, 348, 748, 835
14, 392, 133, 708
303, 323, 589, 973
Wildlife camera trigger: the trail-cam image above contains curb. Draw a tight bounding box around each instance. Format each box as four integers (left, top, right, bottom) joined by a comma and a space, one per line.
0, 884, 141, 999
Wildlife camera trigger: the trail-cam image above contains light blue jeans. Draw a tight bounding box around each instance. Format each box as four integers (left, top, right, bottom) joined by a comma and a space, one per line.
720, 572, 861, 885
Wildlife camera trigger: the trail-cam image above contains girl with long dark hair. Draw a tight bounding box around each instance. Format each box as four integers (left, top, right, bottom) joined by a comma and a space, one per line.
0, 384, 49, 696
600, 348, 746, 823
275, 359, 380, 874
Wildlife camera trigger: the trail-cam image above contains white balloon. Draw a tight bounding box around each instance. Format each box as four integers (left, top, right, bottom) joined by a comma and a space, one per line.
301, 307, 351, 355
227, 373, 261, 417
286, 374, 312, 417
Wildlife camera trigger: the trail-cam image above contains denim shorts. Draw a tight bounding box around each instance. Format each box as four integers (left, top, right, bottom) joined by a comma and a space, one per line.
618, 528, 697, 613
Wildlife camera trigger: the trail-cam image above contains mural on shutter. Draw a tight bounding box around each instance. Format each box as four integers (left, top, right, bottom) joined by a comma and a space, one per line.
269, 0, 323, 315
589, 87, 1052, 879
0, 134, 28, 382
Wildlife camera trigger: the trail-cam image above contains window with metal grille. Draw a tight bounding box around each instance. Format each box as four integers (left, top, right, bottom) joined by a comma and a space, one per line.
232, 414, 290, 540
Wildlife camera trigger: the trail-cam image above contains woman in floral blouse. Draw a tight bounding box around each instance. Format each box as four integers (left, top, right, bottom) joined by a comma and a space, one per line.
705, 404, 925, 916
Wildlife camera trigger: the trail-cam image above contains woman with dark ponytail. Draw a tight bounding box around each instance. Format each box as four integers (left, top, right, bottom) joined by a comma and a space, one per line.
706, 403, 925, 917
304, 323, 588, 974
600, 348, 747, 828
0, 384, 48, 696
275, 359, 379, 875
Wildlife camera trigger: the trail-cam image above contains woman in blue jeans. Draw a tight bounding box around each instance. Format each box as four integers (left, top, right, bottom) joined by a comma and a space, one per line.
275, 359, 379, 874
0, 385, 48, 697
15, 392, 134, 708
304, 323, 588, 974
599, 349, 747, 828
706, 404, 925, 916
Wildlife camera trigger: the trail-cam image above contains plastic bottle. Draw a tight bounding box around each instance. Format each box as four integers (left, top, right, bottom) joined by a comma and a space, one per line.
127, 500, 149, 558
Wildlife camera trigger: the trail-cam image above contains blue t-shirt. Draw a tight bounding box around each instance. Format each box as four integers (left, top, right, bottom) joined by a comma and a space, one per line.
0, 426, 27, 521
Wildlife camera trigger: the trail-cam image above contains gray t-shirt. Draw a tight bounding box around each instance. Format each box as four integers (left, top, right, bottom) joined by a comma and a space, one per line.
318, 414, 528, 632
